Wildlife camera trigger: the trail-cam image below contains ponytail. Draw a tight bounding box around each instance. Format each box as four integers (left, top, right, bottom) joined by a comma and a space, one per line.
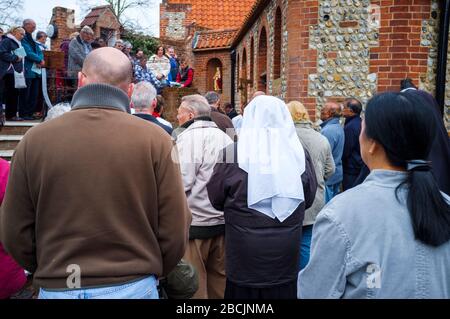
398, 163, 450, 247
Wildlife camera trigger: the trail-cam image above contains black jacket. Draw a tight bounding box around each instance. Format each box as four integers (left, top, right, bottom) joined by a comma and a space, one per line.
343, 115, 364, 175
207, 143, 317, 288
134, 113, 173, 135
0, 36, 23, 79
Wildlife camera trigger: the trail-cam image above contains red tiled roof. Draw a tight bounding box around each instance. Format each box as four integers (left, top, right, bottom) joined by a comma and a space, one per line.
166, 0, 256, 30
193, 29, 237, 50
80, 5, 113, 27
232, 0, 270, 46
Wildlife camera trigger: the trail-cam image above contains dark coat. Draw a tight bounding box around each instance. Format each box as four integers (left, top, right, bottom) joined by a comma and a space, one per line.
134, 113, 173, 135
343, 115, 364, 175
0, 36, 23, 79
207, 143, 318, 288
210, 107, 235, 140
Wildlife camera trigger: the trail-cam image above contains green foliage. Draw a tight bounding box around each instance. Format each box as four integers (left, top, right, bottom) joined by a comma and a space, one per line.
121, 30, 159, 56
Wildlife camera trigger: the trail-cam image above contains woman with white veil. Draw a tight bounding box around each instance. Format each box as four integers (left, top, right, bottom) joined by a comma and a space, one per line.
207, 95, 317, 299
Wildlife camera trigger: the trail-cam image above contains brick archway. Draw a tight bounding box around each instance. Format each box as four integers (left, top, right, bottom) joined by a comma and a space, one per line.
258, 26, 268, 92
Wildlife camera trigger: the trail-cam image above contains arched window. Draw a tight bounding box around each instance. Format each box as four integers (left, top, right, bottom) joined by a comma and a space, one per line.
241, 48, 247, 84
258, 27, 268, 92
273, 7, 282, 80
207, 58, 223, 92
250, 37, 254, 87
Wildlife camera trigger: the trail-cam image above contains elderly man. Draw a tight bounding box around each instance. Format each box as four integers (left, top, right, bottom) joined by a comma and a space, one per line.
320, 100, 345, 202
68, 26, 94, 78
204, 91, 235, 140
176, 95, 233, 299
342, 98, 364, 191
114, 39, 124, 51
131, 81, 172, 135
0, 47, 191, 299
19, 19, 45, 120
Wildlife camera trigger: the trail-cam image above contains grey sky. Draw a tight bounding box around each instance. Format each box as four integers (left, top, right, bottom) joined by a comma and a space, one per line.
22, 0, 161, 37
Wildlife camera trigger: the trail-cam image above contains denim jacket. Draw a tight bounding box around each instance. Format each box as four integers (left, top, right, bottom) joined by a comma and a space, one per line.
298, 170, 450, 299
320, 118, 344, 185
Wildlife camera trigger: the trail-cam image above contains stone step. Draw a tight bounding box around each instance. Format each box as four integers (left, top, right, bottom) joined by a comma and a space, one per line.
2, 121, 40, 135
0, 150, 14, 161
0, 135, 23, 151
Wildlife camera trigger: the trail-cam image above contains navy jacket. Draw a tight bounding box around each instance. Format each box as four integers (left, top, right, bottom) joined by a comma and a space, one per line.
343, 115, 364, 175
134, 113, 173, 135
0, 36, 23, 79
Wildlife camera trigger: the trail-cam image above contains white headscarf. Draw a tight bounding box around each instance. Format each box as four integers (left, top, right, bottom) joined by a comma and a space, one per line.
238, 95, 306, 222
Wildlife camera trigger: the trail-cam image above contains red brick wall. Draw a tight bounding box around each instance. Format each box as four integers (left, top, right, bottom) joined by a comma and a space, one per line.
193, 50, 232, 105
50, 7, 76, 51
371, 0, 431, 92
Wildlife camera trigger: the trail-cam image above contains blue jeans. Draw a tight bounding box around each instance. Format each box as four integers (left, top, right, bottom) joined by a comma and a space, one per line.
325, 182, 340, 203
38, 276, 159, 299
299, 225, 313, 270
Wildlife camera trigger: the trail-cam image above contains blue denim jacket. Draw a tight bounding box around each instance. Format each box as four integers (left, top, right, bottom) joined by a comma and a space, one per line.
298, 170, 450, 299
320, 118, 345, 185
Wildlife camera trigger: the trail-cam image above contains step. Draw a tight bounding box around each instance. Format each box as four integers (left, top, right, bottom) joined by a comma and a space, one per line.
0, 135, 23, 151
0, 150, 14, 161
2, 121, 41, 135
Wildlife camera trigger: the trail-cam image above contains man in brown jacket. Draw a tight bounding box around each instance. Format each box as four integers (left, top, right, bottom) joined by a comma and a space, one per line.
204, 91, 235, 140
0, 47, 191, 299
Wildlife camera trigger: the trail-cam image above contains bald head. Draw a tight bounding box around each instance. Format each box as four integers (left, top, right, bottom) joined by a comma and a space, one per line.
251, 91, 266, 100
80, 47, 133, 92
320, 101, 342, 121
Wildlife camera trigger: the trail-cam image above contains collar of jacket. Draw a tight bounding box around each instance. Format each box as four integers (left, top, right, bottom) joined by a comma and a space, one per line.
24, 32, 36, 50
180, 116, 212, 129
320, 117, 340, 128
71, 83, 131, 113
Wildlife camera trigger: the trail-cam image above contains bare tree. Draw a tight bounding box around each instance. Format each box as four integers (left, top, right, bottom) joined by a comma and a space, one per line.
0, 0, 24, 28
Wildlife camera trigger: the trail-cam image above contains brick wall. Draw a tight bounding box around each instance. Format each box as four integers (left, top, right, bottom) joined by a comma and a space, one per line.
234, 0, 447, 124
160, 1, 193, 40
192, 50, 233, 105
50, 7, 76, 51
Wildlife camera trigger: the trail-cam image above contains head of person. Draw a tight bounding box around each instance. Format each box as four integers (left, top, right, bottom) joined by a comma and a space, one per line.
45, 103, 71, 121
8, 26, 25, 41
114, 39, 124, 51
139, 55, 148, 68
36, 31, 47, 44
156, 46, 165, 58
123, 41, 132, 54
96, 37, 106, 47
287, 101, 310, 123
22, 19, 36, 34
361, 92, 450, 247
155, 95, 165, 115
135, 49, 144, 59
204, 91, 220, 108
179, 57, 189, 69
177, 95, 211, 126
91, 41, 101, 50
320, 100, 341, 122
131, 82, 157, 114
80, 26, 94, 43
224, 103, 233, 114
342, 98, 362, 118
168, 47, 175, 57
78, 47, 133, 95
400, 78, 417, 91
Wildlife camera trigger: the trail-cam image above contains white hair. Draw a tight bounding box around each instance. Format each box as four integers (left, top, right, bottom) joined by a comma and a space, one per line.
45, 103, 71, 121
180, 95, 211, 117
80, 26, 94, 35
131, 82, 157, 110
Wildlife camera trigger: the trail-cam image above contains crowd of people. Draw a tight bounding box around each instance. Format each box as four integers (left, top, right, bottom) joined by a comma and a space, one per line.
0, 40, 449, 299
0, 19, 195, 123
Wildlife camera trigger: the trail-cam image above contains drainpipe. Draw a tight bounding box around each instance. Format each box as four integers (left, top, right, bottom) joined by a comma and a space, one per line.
231, 49, 236, 108
435, 0, 450, 116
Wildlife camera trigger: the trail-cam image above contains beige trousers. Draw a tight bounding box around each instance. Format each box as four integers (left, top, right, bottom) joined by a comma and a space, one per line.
183, 235, 226, 299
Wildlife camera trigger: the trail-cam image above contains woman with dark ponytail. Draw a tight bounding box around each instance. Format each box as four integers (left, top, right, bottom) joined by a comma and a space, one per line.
298, 92, 450, 299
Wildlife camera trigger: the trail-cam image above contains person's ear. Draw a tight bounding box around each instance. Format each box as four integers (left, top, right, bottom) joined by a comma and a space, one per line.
78, 71, 85, 89
127, 83, 134, 99
151, 99, 157, 110
368, 139, 378, 155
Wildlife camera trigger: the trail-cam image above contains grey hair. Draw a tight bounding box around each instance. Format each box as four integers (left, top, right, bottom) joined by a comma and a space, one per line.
131, 82, 157, 110
123, 41, 132, 49
180, 95, 211, 117
80, 26, 94, 35
45, 103, 71, 121
204, 91, 220, 105
22, 19, 35, 27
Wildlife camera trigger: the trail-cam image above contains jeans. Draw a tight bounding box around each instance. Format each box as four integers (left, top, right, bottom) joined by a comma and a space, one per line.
325, 182, 340, 203
299, 225, 313, 271
38, 276, 159, 299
